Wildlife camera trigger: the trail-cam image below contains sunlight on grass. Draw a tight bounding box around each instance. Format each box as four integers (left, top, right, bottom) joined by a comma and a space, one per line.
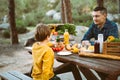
0, 38, 11, 44
27, 26, 35, 31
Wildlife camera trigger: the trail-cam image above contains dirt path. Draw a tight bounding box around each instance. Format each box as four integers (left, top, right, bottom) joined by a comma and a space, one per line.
0, 44, 33, 74
0, 30, 35, 74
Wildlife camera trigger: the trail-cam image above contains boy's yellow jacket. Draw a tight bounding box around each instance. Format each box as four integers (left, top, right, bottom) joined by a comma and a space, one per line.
31, 42, 54, 80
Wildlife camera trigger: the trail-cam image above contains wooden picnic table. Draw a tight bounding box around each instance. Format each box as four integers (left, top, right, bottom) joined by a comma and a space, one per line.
25, 46, 120, 80
54, 53, 120, 80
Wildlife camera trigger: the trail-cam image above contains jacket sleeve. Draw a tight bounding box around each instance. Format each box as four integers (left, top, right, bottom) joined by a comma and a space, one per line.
82, 23, 94, 41
109, 23, 119, 38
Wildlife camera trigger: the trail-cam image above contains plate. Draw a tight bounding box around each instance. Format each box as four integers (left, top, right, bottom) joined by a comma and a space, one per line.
84, 50, 94, 53
57, 51, 72, 55
24, 47, 32, 50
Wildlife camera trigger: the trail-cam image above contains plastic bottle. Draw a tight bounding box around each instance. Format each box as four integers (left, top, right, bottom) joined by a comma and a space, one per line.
98, 34, 103, 53
94, 40, 100, 53
64, 29, 69, 45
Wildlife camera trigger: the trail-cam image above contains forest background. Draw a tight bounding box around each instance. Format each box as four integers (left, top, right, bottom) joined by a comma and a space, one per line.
0, 0, 120, 26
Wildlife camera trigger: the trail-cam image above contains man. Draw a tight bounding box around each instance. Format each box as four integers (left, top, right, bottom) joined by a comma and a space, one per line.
80, 7, 119, 79
82, 7, 119, 43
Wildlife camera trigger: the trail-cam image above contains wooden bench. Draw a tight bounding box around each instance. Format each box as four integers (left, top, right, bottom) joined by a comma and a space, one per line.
0, 71, 32, 80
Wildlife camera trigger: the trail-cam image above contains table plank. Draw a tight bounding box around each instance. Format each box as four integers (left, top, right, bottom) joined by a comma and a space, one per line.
55, 54, 120, 75
71, 55, 120, 69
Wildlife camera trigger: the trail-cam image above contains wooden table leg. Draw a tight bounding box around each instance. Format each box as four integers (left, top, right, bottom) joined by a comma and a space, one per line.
71, 64, 82, 80
54, 62, 82, 80
54, 62, 72, 74
78, 66, 98, 80
96, 71, 107, 80
105, 75, 118, 80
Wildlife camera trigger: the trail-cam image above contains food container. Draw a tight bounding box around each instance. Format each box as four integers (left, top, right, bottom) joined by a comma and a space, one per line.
103, 42, 120, 56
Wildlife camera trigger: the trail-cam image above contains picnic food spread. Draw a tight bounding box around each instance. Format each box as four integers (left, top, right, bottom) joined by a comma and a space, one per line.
79, 36, 120, 60
51, 42, 64, 52
65, 44, 80, 53
48, 33, 120, 60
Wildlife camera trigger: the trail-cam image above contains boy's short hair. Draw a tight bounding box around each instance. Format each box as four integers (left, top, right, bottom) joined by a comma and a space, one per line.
93, 6, 107, 14
35, 23, 51, 41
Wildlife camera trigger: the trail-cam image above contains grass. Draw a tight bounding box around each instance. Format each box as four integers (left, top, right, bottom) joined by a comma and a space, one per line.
26, 26, 35, 31
0, 38, 11, 44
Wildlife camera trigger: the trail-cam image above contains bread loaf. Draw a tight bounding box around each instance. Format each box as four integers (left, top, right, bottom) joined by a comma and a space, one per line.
79, 52, 120, 60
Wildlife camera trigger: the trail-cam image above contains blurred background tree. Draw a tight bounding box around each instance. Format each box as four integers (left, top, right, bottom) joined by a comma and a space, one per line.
8, 0, 19, 44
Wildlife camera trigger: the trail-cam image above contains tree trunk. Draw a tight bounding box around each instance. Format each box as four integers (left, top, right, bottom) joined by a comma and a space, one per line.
97, 0, 104, 7
61, 0, 72, 23
64, 0, 72, 23
8, 0, 19, 44
61, 0, 66, 23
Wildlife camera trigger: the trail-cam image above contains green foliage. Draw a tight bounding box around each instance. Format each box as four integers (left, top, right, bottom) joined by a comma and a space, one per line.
113, 18, 120, 24
24, 13, 37, 26
48, 0, 60, 10
0, 0, 119, 30
16, 19, 26, 27
104, 0, 118, 14
0, 39, 10, 44
2, 30, 10, 38
2, 26, 28, 39
16, 26, 28, 34
0, 0, 8, 18
79, 20, 93, 27
2, 27, 28, 38
41, 17, 60, 24
16, 19, 28, 34
57, 24, 77, 35
16, 19, 29, 34
15, 0, 48, 27
72, 13, 93, 27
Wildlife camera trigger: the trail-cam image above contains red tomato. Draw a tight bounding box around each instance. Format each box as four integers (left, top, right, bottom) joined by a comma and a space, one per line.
52, 47, 63, 52
61, 46, 64, 49
57, 48, 61, 51
55, 48, 59, 51
52, 47, 56, 51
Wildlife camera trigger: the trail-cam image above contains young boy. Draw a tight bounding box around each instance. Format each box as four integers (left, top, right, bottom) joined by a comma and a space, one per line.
31, 23, 54, 80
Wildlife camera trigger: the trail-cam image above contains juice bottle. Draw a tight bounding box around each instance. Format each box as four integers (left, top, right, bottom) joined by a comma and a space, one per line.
94, 40, 100, 53
64, 29, 69, 45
